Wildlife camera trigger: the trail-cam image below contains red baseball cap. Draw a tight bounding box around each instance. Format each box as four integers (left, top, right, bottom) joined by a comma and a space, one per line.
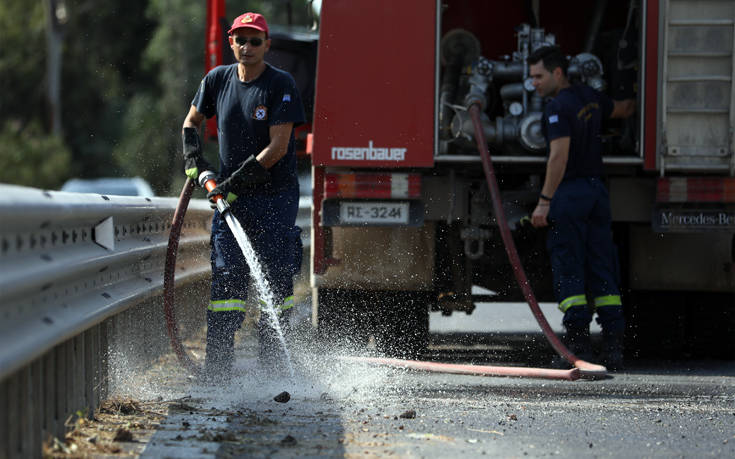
228, 12, 269, 36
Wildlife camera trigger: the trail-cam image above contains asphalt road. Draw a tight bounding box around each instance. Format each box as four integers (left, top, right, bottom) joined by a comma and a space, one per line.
104, 300, 735, 459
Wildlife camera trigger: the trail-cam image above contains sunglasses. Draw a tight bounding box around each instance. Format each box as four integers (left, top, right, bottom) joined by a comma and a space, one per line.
233, 36, 264, 47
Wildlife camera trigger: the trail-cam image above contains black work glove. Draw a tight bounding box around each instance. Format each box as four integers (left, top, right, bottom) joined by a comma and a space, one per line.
206, 155, 270, 205
182, 127, 213, 181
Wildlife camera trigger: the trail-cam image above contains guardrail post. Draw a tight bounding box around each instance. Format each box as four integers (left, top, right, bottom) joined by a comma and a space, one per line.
42, 352, 55, 445
0, 378, 9, 459
30, 361, 43, 457
6, 373, 20, 458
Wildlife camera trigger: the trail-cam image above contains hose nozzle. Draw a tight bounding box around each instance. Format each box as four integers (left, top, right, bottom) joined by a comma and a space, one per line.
198, 171, 230, 214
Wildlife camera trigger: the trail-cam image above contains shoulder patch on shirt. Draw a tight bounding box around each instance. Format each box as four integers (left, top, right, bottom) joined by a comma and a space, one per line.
253, 105, 268, 121
282, 94, 291, 102
548, 114, 559, 124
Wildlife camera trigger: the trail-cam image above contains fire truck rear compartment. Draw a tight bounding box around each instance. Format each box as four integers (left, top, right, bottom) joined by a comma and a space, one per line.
311, 0, 735, 358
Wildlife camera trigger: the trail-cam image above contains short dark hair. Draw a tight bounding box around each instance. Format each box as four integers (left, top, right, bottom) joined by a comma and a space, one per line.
528, 45, 568, 76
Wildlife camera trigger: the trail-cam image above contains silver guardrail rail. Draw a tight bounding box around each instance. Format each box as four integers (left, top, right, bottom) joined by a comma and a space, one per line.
0, 184, 214, 457
0, 184, 212, 381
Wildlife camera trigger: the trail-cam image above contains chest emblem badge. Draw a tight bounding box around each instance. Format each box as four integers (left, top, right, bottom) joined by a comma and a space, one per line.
253, 105, 268, 121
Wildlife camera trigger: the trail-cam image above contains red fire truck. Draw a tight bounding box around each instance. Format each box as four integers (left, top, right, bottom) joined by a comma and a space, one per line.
307, 0, 735, 359
206, 0, 735, 359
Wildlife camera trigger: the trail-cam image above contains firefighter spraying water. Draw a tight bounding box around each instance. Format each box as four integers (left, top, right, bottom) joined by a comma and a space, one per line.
180, 11, 306, 381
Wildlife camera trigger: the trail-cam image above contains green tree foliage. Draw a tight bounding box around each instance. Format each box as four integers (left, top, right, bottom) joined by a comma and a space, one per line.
0, 1, 72, 188
0, 0, 154, 189
60, 0, 155, 179
114, 0, 207, 196
0, 1, 47, 128
0, 122, 72, 189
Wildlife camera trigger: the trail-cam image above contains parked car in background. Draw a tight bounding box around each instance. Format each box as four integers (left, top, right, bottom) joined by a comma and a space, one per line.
60, 177, 155, 197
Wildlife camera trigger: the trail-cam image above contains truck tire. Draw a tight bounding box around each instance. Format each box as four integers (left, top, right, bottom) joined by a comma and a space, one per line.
313, 288, 371, 351
374, 291, 430, 359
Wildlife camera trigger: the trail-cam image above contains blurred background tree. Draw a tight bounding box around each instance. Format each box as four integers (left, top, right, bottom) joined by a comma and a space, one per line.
0, 0, 315, 195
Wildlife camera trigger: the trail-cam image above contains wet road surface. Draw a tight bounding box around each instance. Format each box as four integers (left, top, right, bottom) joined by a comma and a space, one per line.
105, 306, 735, 459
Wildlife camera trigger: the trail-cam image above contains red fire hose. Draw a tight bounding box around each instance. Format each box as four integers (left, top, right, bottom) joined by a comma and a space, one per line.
341, 356, 581, 381
468, 103, 607, 378
163, 177, 202, 376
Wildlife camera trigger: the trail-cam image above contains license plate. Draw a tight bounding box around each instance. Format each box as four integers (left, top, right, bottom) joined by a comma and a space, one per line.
339, 201, 409, 224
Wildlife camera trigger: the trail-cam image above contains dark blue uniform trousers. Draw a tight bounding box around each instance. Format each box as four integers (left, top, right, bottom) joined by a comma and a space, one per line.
206, 185, 302, 369
547, 177, 624, 334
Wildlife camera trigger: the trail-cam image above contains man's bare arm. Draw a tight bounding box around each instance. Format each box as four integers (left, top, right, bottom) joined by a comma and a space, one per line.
531, 136, 570, 227
183, 105, 205, 130
256, 123, 294, 169
540, 137, 570, 199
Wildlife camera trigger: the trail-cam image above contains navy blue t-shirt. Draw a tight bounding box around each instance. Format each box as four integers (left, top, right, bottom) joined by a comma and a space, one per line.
542, 84, 614, 180
192, 63, 306, 193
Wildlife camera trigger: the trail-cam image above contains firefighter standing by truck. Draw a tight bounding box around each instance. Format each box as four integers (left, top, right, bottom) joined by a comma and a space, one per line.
528, 46, 635, 370
181, 12, 305, 380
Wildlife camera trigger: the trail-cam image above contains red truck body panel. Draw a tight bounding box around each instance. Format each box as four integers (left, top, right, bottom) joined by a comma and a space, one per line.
205, 0, 226, 141
311, 0, 436, 168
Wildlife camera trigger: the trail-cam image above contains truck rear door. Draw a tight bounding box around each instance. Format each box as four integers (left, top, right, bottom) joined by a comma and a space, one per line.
659, 0, 735, 174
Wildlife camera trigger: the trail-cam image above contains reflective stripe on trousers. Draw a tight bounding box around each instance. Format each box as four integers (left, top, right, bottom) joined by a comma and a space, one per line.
594, 294, 621, 308
259, 295, 295, 314
559, 294, 587, 312
208, 299, 246, 312
559, 294, 622, 312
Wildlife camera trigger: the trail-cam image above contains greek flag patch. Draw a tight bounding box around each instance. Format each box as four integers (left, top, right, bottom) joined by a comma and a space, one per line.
548, 114, 559, 124
283, 94, 291, 102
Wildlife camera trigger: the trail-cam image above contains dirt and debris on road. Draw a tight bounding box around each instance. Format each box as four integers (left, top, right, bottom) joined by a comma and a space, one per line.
42, 396, 185, 458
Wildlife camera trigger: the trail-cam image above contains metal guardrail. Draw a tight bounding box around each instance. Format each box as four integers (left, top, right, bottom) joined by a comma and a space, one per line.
0, 185, 213, 381
0, 184, 214, 457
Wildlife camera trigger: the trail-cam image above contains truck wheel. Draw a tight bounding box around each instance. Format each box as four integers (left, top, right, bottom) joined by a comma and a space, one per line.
374, 291, 430, 359
313, 288, 371, 351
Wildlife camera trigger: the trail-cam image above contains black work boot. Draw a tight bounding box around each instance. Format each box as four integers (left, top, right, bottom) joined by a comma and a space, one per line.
203, 341, 234, 383
550, 326, 595, 369
551, 305, 595, 367
566, 326, 595, 361
597, 306, 625, 371
202, 310, 244, 384
600, 330, 624, 371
